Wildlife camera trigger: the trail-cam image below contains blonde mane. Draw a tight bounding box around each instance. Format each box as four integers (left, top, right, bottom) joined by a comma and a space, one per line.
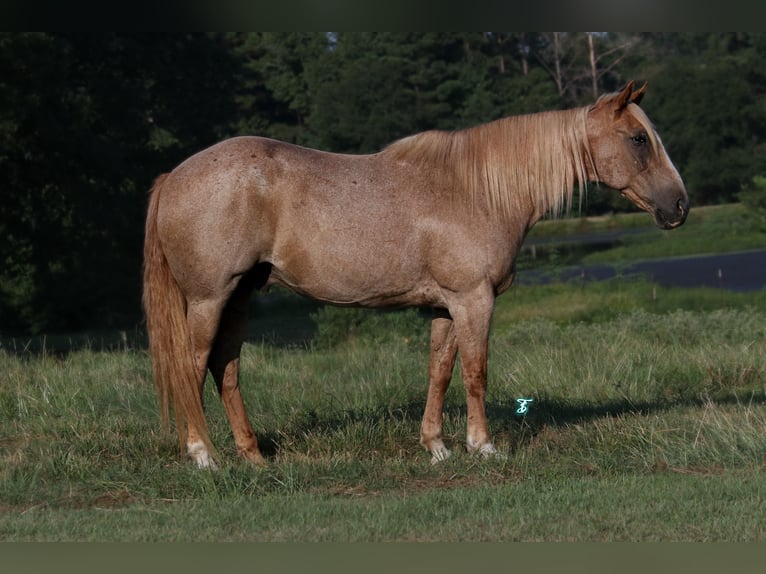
383, 106, 596, 220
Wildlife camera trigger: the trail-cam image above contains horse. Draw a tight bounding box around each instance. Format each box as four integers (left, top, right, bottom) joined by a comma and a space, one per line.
143, 81, 689, 468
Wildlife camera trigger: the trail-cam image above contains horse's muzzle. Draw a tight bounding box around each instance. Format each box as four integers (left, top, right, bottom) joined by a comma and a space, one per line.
656, 197, 690, 230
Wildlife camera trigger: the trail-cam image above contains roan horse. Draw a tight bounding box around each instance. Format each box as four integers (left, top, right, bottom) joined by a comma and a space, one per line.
143, 81, 689, 468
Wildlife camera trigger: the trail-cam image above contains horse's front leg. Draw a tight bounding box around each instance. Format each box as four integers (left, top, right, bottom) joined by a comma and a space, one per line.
420, 310, 458, 464
451, 290, 497, 457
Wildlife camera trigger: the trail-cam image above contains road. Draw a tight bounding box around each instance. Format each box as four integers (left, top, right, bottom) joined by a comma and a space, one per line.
517, 249, 766, 292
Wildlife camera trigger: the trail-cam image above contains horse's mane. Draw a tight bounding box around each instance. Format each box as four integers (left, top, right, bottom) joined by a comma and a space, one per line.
382, 95, 654, 220
382, 107, 594, 220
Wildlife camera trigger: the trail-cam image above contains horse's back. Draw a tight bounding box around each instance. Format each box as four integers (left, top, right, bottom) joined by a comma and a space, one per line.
155, 135, 509, 308
155, 137, 420, 301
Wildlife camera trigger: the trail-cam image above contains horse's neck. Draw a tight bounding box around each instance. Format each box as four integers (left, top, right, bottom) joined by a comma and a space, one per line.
467, 110, 589, 229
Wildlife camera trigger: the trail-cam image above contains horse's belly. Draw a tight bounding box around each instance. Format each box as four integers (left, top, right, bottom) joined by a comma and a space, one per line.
266, 257, 442, 308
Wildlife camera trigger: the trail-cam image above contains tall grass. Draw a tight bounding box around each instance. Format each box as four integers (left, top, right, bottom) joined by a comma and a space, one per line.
2, 281, 765, 540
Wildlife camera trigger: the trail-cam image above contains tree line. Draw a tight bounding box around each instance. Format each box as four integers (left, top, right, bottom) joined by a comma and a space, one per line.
1, 32, 765, 334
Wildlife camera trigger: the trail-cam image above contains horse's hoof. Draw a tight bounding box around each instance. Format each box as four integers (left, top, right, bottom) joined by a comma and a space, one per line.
188, 440, 218, 470
478, 442, 497, 458
240, 448, 267, 466
430, 446, 452, 465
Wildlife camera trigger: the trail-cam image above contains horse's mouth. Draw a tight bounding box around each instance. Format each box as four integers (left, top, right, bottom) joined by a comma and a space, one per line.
621, 188, 689, 230
658, 216, 684, 230
653, 197, 690, 230
654, 214, 680, 230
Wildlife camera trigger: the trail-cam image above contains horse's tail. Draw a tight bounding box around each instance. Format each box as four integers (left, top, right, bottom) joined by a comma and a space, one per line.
142, 174, 215, 462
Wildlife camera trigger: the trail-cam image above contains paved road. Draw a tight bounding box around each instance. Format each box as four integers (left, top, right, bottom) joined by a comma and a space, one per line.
517, 249, 766, 292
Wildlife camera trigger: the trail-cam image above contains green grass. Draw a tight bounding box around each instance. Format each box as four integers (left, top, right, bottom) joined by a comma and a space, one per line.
499, 278, 765, 323
584, 203, 766, 264
522, 203, 766, 269
4, 473, 765, 542
2, 283, 766, 541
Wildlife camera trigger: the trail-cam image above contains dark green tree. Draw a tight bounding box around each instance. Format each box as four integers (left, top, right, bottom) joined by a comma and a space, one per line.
0, 33, 242, 333
228, 32, 331, 146
637, 33, 766, 205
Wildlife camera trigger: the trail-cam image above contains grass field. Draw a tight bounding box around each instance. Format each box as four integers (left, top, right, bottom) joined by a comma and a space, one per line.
2, 204, 766, 541
520, 202, 766, 269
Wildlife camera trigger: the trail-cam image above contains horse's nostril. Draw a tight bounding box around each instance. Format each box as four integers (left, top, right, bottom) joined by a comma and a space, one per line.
677, 198, 687, 215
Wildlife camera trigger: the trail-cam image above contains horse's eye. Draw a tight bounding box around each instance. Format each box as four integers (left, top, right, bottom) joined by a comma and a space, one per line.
631, 133, 648, 146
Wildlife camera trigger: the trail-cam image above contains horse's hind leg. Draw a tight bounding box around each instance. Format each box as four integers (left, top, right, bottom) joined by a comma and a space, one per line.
208, 286, 265, 465
185, 298, 228, 468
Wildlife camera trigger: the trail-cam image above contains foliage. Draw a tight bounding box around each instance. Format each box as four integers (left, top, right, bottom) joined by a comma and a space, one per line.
0, 33, 241, 333
737, 175, 766, 230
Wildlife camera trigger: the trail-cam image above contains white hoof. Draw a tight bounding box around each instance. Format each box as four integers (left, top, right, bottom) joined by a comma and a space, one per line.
481, 443, 508, 461
424, 439, 452, 464
467, 437, 501, 459
430, 446, 452, 465
188, 440, 218, 470
478, 442, 498, 458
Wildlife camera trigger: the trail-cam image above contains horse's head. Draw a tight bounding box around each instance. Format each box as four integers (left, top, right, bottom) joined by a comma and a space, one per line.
586, 81, 689, 229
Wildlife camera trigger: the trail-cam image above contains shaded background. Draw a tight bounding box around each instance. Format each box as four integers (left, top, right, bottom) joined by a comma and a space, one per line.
1, 32, 765, 334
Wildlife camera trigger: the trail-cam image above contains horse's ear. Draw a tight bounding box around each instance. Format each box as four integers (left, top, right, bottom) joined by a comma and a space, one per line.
615, 81, 636, 111
630, 82, 648, 106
